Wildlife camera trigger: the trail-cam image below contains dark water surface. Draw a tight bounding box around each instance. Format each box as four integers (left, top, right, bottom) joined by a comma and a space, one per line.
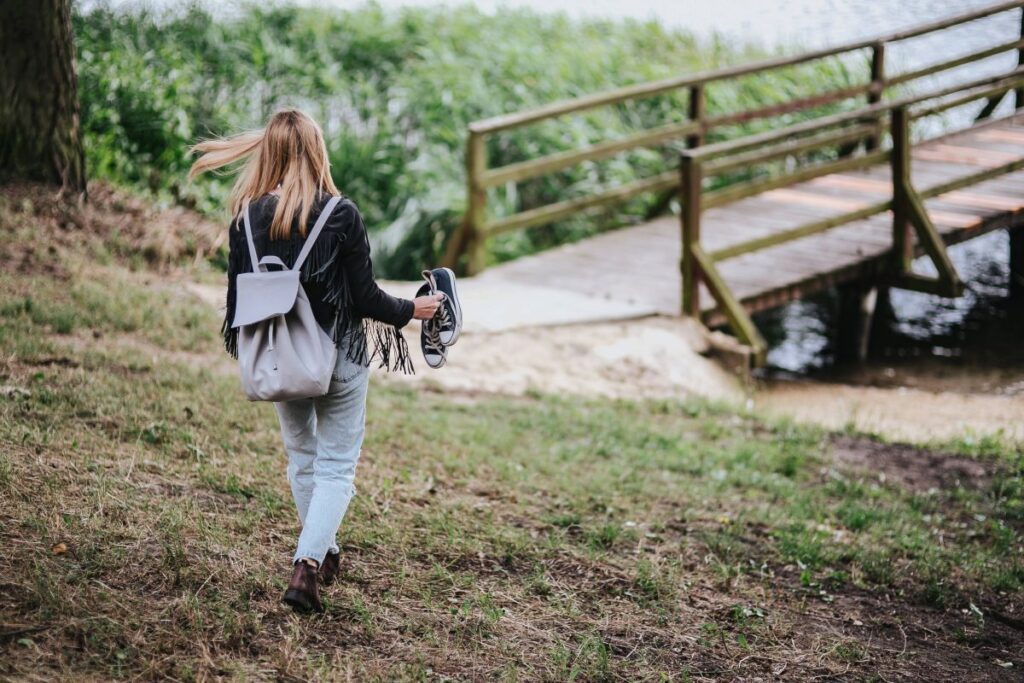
761, 230, 1024, 393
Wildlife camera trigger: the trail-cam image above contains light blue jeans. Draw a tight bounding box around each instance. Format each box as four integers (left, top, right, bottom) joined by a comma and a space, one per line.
273, 345, 370, 566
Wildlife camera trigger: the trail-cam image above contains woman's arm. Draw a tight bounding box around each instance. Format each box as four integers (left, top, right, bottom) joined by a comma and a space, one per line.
335, 201, 441, 324
221, 215, 245, 358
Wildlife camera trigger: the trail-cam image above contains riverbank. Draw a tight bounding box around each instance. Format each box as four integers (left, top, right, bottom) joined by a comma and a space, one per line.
187, 268, 1024, 447
756, 379, 1024, 446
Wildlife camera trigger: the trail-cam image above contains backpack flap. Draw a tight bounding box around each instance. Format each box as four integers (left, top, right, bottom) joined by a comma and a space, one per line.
232, 269, 301, 328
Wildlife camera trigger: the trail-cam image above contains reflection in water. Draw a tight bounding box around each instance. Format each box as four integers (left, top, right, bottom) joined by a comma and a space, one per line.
760, 230, 1024, 394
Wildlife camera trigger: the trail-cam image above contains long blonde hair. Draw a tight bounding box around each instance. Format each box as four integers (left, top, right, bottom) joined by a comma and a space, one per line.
189, 108, 339, 240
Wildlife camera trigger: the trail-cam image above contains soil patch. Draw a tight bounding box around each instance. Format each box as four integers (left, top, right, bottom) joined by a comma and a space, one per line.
782, 578, 1024, 682
828, 434, 998, 493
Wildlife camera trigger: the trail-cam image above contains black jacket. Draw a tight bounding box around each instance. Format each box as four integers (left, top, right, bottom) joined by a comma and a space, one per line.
222, 193, 415, 373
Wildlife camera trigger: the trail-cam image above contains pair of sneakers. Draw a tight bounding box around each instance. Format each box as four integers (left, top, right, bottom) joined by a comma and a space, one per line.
417, 267, 463, 368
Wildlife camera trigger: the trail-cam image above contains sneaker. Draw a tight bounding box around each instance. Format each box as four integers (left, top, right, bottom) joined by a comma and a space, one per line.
425, 267, 463, 346
417, 281, 447, 369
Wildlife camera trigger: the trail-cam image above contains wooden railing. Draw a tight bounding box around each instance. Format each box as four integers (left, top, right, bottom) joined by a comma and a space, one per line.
444, 1, 1024, 274
679, 68, 1024, 364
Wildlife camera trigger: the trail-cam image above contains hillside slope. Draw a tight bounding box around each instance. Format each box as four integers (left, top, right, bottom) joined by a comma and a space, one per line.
1, 184, 1022, 681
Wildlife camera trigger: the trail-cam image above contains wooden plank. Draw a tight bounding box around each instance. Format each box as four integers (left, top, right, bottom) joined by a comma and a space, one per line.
709, 192, 892, 234
922, 207, 986, 229
954, 132, 1024, 154
760, 188, 873, 212
700, 208, 884, 255
888, 38, 1024, 87
700, 203, 893, 252
906, 185, 963, 294
709, 200, 891, 261
914, 144, 1022, 167
713, 208, 1020, 323
691, 244, 767, 360
480, 120, 700, 187
486, 170, 678, 235
704, 201, 897, 260
704, 124, 878, 175
704, 150, 890, 208
931, 189, 1023, 212
976, 128, 1024, 144
945, 169, 1024, 195
807, 173, 892, 195
705, 223, 893, 296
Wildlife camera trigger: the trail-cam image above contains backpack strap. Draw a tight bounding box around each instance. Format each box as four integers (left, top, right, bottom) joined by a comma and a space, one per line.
241, 195, 342, 273
293, 196, 342, 272
241, 201, 262, 273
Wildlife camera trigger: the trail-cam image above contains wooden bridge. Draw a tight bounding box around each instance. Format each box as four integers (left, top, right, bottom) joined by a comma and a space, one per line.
441, 2, 1024, 365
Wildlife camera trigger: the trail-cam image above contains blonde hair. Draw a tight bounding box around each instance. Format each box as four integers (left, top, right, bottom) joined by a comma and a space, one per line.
189, 108, 339, 240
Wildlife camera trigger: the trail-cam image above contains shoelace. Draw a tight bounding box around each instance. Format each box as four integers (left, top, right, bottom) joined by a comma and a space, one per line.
435, 300, 452, 330
423, 317, 445, 355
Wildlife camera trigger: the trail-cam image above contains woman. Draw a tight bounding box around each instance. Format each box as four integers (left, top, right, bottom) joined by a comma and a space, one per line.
189, 109, 443, 613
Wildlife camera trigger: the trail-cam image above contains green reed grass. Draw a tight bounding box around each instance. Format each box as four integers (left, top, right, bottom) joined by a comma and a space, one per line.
74, 2, 861, 277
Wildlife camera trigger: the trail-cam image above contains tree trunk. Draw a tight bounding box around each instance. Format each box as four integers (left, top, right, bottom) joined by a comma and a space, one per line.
0, 0, 86, 197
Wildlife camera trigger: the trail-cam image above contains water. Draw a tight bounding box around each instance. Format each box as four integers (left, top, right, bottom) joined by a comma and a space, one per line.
760, 231, 1024, 393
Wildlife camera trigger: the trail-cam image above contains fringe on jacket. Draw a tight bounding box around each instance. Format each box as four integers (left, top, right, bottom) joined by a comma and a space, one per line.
221, 213, 414, 375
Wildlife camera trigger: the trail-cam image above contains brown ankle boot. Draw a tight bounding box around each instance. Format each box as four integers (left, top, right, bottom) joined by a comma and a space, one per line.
283, 560, 323, 613
320, 551, 340, 586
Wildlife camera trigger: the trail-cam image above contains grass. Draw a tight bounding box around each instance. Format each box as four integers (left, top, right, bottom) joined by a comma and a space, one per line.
1, 200, 1022, 679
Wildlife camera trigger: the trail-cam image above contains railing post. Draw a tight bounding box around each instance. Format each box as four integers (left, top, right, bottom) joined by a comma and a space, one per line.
680, 151, 703, 317
867, 42, 886, 150
686, 84, 705, 149
464, 130, 488, 275
1011, 228, 1024, 302
890, 105, 913, 272
1017, 7, 1024, 109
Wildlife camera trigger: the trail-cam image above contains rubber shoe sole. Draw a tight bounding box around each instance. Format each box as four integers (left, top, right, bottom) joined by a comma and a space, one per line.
430, 267, 463, 346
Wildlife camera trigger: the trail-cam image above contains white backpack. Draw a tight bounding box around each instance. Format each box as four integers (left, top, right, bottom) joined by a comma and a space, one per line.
231, 196, 341, 402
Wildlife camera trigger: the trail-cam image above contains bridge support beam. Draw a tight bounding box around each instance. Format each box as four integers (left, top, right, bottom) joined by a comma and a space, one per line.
835, 284, 878, 364
1011, 227, 1024, 303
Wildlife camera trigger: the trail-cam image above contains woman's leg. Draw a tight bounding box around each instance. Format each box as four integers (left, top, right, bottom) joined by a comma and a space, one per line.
291, 365, 370, 566
273, 398, 319, 535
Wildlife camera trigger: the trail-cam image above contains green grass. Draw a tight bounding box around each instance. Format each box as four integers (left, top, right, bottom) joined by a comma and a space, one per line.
0, 222, 1022, 679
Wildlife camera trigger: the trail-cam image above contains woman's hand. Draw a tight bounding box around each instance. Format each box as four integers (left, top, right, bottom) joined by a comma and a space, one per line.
412, 293, 446, 320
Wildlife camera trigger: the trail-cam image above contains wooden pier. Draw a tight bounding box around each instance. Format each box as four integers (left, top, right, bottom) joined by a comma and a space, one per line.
481, 116, 1024, 326
444, 3, 1024, 364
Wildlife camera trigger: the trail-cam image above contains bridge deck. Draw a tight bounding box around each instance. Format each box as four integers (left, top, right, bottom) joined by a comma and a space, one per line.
480, 114, 1024, 328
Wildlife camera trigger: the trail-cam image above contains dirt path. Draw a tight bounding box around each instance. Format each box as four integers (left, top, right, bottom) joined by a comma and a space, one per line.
384, 317, 745, 402
186, 280, 745, 402
186, 279, 1024, 445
